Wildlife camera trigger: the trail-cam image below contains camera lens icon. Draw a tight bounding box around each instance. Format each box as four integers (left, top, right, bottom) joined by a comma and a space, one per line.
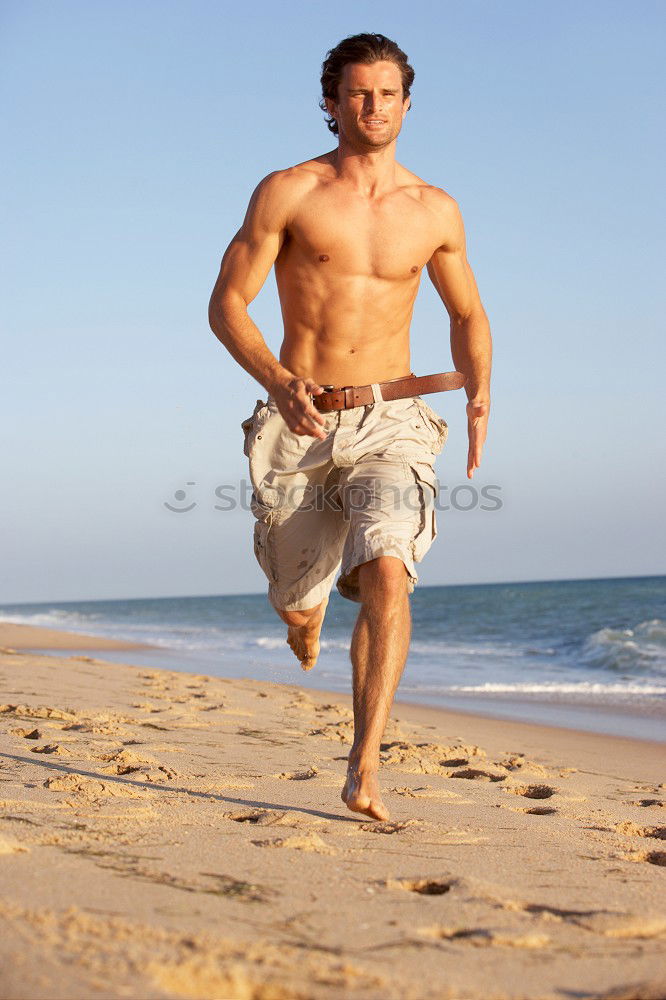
164, 482, 197, 513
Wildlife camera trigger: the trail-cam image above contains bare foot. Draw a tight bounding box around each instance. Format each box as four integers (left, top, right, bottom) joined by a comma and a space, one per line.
341, 764, 390, 821
286, 598, 328, 671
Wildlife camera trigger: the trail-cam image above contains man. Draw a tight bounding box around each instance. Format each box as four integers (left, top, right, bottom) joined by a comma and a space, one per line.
209, 33, 492, 821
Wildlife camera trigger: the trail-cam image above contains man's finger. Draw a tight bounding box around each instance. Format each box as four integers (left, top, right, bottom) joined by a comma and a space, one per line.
305, 412, 328, 438
293, 415, 327, 439
295, 425, 327, 439
296, 398, 325, 427
306, 406, 326, 427
299, 379, 323, 397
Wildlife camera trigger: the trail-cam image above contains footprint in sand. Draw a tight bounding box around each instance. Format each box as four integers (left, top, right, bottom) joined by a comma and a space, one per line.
223, 808, 327, 831
100, 748, 160, 773
0, 704, 78, 723
44, 773, 152, 802
61, 718, 129, 737
307, 720, 355, 742
357, 819, 422, 834
97, 748, 182, 783
387, 876, 454, 895
497, 754, 550, 777
30, 743, 72, 757
623, 848, 666, 867
223, 809, 286, 826
389, 786, 465, 801
415, 925, 551, 949
504, 783, 557, 800
277, 767, 319, 780
11, 727, 41, 740
498, 899, 605, 924
376, 740, 488, 777
450, 768, 506, 783
615, 821, 666, 840
251, 832, 335, 854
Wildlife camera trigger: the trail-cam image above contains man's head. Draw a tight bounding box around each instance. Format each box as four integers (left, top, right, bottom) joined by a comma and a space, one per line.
320, 33, 414, 147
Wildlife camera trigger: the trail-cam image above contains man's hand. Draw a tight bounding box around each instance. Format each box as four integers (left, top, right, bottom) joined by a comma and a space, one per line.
272, 377, 328, 439
466, 399, 489, 479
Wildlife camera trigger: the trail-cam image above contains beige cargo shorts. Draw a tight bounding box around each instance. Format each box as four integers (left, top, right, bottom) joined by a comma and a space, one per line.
241, 392, 449, 611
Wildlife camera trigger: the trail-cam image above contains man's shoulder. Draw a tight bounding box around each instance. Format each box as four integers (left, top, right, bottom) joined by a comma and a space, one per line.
255, 154, 335, 199
397, 166, 460, 215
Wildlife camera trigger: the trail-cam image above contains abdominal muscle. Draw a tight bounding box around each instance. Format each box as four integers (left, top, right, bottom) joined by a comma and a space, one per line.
276, 264, 420, 389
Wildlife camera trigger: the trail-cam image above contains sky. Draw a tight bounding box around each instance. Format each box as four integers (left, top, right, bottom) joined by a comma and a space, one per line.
1, 0, 665, 603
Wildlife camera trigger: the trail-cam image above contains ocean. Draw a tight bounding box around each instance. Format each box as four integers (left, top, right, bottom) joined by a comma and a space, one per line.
2, 576, 665, 741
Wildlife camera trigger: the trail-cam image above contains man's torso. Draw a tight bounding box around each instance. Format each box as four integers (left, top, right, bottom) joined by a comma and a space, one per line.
274, 154, 452, 388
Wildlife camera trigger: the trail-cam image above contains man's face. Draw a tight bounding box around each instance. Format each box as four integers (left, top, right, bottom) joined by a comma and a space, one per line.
326, 60, 410, 149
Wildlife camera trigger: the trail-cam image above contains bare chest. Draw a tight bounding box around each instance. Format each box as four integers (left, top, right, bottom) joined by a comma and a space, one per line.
285, 188, 440, 280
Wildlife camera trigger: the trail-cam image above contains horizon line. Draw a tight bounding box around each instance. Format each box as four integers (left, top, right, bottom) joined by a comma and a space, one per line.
1, 571, 664, 607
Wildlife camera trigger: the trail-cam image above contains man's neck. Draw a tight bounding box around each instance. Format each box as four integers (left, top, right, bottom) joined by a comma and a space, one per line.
332, 140, 400, 197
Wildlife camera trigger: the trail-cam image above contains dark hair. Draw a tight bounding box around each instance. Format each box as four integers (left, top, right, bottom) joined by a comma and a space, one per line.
319, 33, 415, 136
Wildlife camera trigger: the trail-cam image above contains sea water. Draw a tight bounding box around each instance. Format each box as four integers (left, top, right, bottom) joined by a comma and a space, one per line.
2, 576, 664, 741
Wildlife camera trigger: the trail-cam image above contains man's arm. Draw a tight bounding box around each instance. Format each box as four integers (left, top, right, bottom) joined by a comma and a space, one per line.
208, 171, 326, 438
426, 193, 492, 479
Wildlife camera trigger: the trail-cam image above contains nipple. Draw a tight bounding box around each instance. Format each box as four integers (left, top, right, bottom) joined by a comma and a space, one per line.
410, 265, 419, 273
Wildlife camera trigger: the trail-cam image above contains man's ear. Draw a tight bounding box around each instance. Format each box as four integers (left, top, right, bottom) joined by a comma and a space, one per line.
324, 96, 338, 122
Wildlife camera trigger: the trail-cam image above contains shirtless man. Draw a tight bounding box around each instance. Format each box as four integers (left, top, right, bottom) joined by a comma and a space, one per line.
209, 33, 492, 821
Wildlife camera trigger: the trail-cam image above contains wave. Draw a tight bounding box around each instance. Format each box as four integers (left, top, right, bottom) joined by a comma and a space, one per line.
445, 681, 666, 696
255, 636, 353, 652
581, 619, 666, 675
0, 609, 104, 628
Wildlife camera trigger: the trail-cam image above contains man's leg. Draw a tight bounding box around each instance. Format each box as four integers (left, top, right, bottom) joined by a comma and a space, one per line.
342, 555, 411, 821
277, 599, 329, 671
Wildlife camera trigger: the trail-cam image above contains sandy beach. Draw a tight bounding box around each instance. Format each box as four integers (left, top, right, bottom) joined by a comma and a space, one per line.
0, 622, 664, 1000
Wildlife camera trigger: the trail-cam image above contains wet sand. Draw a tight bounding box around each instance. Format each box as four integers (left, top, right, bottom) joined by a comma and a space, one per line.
0, 622, 153, 651
0, 622, 664, 999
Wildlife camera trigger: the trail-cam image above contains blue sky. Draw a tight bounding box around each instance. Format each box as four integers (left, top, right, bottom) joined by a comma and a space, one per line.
1, 0, 664, 602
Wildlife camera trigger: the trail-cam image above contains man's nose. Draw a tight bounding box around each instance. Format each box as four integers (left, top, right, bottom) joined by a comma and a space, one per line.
364, 91, 384, 114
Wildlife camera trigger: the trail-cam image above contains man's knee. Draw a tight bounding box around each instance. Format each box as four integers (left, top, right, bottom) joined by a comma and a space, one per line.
276, 603, 323, 627
357, 556, 409, 601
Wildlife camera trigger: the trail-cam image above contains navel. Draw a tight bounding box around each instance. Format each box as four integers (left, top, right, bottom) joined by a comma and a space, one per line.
319, 254, 330, 263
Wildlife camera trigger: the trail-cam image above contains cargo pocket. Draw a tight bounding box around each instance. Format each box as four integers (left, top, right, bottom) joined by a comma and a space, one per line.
251, 483, 282, 584
241, 399, 268, 458
413, 399, 449, 455
253, 516, 277, 584
408, 461, 439, 563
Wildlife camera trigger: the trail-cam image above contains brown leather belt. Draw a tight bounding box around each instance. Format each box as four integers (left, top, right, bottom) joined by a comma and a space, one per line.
312, 371, 466, 413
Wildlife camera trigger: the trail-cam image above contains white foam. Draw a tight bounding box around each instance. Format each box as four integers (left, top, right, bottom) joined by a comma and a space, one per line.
446, 681, 666, 696
582, 618, 666, 674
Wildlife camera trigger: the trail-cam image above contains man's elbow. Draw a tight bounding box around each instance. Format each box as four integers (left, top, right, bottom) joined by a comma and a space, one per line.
208, 286, 244, 337
449, 302, 489, 330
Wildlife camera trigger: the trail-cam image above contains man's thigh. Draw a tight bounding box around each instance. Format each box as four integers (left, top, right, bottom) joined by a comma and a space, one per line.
336, 396, 448, 602
242, 399, 347, 612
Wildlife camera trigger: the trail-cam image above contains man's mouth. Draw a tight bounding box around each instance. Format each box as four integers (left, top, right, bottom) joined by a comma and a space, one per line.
363, 119, 387, 126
